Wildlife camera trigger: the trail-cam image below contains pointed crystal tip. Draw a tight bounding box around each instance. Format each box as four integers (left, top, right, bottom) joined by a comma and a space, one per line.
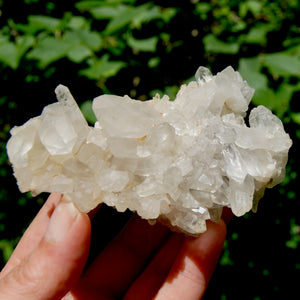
195, 66, 213, 85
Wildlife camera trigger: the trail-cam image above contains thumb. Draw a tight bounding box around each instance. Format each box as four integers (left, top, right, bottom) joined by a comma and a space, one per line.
0, 201, 91, 300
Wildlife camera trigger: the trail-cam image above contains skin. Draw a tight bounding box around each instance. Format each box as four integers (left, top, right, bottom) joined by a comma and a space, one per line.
0, 193, 229, 300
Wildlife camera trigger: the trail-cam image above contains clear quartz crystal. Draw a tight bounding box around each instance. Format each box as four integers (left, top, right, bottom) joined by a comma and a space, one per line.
195, 66, 213, 85
7, 66, 292, 236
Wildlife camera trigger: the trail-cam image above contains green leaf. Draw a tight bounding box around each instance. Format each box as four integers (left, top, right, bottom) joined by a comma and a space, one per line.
239, 0, 263, 18
80, 55, 125, 80
291, 113, 300, 125
28, 28, 101, 67
252, 87, 276, 109
0, 35, 34, 69
16, 35, 35, 58
263, 53, 300, 77
160, 7, 177, 23
195, 2, 211, 14
0, 240, 15, 262
286, 219, 300, 249
76, 0, 136, 11
203, 34, 240, 54
80, 100, 97, 124
135, 5, 162, 24
253, 83, 295, 118
231, 21, 247, 33
104, 5, 135, 33
90, 5, 127, 19
67, 45, 92, 63
164, 85, 179, 100
0, 35, 8, 45
76, 1, 108, 10
96, 3, 173, 33
244, 27, 266, 44
131, 5, 175, 28
271, 83, 295, 118
243, 24, 274, 44
76, 1, 107, 10
281, 44, 300, 57
238, 57, 267, 90
27, 36, 75, 67
65, 28, 102, 51
18, 15, 61, 34
148, 57, 160, 68
104, 4, 149, 34
127, 35, 158, 52
75, 28, 102, 50
28, 15, 60, 30
283, 36, 300, 49
219, 241, 234, 266
0, 42, 18, 69
67, 16, 90, 29
195, 3, 211, 20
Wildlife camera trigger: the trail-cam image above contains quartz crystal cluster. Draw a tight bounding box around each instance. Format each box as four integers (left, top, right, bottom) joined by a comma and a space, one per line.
7, 66, 292, 235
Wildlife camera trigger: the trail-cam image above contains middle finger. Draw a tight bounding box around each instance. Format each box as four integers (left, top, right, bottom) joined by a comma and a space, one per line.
72, 215, 171, 299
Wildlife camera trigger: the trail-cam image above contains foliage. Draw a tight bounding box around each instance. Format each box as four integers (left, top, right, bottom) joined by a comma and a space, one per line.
0, 0, 299, 298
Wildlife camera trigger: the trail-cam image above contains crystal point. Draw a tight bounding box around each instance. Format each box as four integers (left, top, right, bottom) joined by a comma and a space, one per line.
195, 66, 213, 85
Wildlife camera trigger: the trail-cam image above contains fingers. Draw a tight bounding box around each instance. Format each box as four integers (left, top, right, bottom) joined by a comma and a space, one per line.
0, 200, 91, 300
154, 220, 226, 300
70, 215, 227, 299
70, 216, 171, 299
0, 193, 62, 278
123, 233, 185, 300
123, 220, 227, 300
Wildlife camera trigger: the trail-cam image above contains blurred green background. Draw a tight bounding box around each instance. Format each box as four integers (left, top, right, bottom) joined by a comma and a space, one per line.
0, 0, 299, 299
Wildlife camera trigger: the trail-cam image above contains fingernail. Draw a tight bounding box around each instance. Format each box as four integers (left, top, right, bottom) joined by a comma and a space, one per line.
45, 201, 79, 243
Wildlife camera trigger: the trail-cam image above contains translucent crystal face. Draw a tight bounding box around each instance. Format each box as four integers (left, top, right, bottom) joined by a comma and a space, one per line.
195, 66, 213, 85
6, 66, 292, 236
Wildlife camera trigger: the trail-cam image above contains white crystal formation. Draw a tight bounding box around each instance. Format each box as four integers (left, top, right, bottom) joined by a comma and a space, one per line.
7, 66, 292, 235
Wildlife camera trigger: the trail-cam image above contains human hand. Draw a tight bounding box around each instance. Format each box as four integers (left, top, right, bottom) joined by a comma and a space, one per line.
0, 193, 227, 299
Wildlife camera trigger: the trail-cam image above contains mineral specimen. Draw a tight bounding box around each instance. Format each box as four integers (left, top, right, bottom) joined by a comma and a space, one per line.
7, 66, 292, 235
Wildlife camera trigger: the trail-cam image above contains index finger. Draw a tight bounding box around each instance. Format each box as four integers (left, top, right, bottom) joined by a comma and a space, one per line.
0, 193, 62, 278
